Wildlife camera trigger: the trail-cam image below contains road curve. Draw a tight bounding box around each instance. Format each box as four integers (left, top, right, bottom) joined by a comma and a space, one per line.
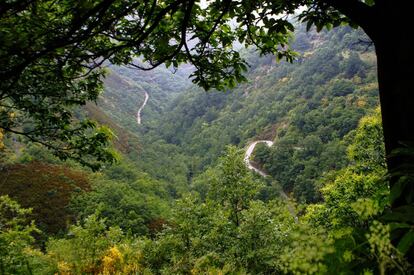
244, 140, 297, 221
137, 91, 149, 125
244, 140, 274, 177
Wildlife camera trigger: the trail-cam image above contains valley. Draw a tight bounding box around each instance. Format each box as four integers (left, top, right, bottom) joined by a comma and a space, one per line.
1, 21, 410, 274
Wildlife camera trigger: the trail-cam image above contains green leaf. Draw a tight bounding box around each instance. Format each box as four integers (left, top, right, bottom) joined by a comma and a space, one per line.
397, 230, 414, 254
390, 178, 406, 204
389, 222, 411, 231
306, 20, 313, 32
382, 205, 414, 223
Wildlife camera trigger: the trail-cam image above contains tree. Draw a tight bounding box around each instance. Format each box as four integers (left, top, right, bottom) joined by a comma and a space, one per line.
46, 213, 127, 274
1, 0, 412, 255
136, 147, 292, 274
0, 195, 40, 274
208, 146, 262, 226
70, 176, 170, 236
304, 111, 411, 273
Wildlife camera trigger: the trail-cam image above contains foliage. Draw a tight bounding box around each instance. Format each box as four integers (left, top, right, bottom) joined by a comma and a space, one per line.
347, 108, 386, 171
9, 147, 286, 274
102, 64, 192, 131
0, 162, 90, 240
303, 111, 411, 273
46, 213, 124, 274
383, 146, 414, 263
71, 165, 171, 237
2, 116, 413, 274
366, 221, 410, 274
279, 224, 335, 274
83, 101, 139, 155
129, 146, 294, 274
0, 196, 40, 274
0, 0, 383, 170
207, 146, 263, 225
1, 210, 155, 274
153, 26, 378, 203
2, 0, 413, 270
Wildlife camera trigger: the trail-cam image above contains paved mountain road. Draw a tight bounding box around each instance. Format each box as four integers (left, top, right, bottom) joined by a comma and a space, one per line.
244, 140, 298, 221
137, 91, 149, 125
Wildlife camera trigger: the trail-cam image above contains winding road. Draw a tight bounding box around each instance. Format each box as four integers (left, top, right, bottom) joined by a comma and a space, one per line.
135, 89, 295, 218
244, 140, 297, 220
244, 140, 274, 177
136, 91, 149, 125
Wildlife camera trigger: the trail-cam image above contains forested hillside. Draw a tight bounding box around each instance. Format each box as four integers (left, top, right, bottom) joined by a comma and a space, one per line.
1, 20, 412, 275
149, 26, 379, 203
100, 64, 192, 132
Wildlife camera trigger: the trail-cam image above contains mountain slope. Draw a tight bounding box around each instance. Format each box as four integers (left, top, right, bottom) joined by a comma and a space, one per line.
143, 26, 379, 203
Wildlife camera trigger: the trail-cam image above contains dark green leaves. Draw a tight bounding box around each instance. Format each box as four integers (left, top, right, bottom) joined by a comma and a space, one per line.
397, 230, 414, 255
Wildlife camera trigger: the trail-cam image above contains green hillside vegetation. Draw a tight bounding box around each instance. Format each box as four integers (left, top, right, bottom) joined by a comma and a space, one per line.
101, 64, 192, 132
1, 22, 412, 274
1, 112, 409, 273
83, 101, 139, 155
0, 162, 89, 241
149, 26, 379, 203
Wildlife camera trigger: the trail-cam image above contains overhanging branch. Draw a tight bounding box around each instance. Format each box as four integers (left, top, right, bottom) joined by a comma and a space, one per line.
321, 0, 377, 39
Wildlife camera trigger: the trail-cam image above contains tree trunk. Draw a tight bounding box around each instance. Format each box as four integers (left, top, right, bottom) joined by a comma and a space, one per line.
373, 6, 414, 201
371, 1, 414, 260
375, 37, 414, 169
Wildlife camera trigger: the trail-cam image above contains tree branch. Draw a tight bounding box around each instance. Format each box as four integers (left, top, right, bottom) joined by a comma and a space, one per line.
321, 0, 377, 39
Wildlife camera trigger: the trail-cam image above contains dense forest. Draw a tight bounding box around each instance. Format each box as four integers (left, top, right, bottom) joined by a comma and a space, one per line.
1, 1, 413, 274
